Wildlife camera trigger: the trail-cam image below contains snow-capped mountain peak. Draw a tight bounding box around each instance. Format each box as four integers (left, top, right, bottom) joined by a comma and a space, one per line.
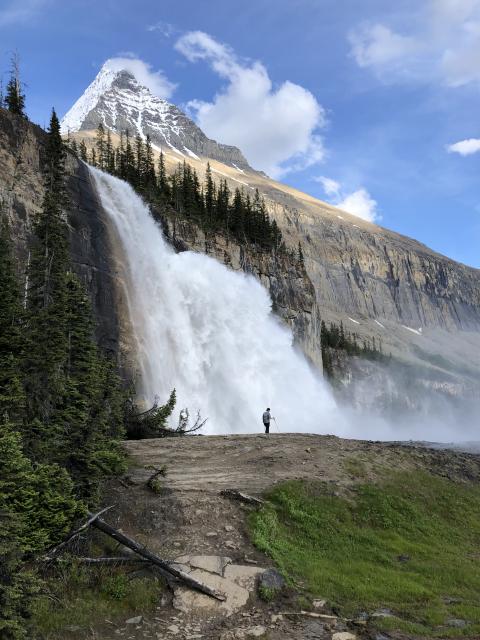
60, 61, 252, 170
60, 62, 120, 134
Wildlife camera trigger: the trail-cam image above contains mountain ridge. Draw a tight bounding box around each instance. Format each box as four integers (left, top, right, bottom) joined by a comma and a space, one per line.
61, 62, 253, 170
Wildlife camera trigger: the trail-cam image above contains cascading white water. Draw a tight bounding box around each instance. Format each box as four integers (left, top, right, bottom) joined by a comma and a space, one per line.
91, 167, 349, 435
90, 168, 480, 444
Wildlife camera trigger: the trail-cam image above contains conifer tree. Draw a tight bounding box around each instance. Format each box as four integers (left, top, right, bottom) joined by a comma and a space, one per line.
23, 109, 70, 460
106, 130, 115, 173
157, 150, 169, 198
297, 242, 304, 266
134, 133, 144, 184
60, 274, 125, 494
142, 135, 155, 189
230, 188, 244, 237
0, 425, 80, 639
79, 139, 88, 162
95, 122, 106, 169
5, 53, 26, 117
123, 130, 135, 183
204, 163, 215, 223
0, 219, 25, 426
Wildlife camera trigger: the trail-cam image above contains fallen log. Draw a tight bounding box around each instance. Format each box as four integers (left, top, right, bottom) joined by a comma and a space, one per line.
43, 556, 152, 565
43, 505, 115, 560
280, 611, 338, 621
87, 512, 226, 601
220, 489, 264, 506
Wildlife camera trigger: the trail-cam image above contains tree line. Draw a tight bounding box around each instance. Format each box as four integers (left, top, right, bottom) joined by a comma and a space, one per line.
321, 320, 389, 379
69, 123, 288, 253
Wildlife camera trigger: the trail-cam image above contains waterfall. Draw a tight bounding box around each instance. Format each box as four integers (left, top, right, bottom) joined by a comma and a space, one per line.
90, 167, 480, 444
91, 167, 347, 435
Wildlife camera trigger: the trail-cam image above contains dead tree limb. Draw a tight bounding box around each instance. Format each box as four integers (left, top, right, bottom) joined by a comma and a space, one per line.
43, 556, 152, 565
220, 489, 264, 506
43, 505, 115, 560
147, 466, 167, 491
87, 512, 225, 601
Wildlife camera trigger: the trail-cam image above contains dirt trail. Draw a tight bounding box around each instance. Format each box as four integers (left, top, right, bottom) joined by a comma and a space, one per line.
74, 434, 480, 640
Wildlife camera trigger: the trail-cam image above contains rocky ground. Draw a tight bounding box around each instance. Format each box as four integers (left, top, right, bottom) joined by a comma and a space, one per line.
64, 433, 480, 640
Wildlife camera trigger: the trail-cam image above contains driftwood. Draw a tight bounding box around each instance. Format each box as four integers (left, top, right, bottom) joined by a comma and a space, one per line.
43, 505, 115, 560
87, 512, 226, 601
280, 611, 338, 621
220, 489, 264, 506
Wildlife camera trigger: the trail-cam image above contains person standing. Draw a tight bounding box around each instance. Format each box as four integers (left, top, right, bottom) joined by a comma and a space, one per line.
262, 408, 272, 434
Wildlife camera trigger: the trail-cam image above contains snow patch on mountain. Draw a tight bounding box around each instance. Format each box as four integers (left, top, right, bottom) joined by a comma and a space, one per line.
60, 63, 118, 134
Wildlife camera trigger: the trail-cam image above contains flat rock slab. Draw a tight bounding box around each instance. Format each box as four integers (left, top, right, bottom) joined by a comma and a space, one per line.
175, 554, 232, 576
172, 555, 266, 616
224, 564, 265, 591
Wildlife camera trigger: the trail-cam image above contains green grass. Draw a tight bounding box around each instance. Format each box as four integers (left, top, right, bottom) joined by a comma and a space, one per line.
249, 472, 480, 637
31, 561, 164, 638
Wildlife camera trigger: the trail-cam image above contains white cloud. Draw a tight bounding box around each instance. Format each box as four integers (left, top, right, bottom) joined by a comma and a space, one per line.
0, 0, 48, 27
175, 31, 326, 177
447, 138, 480, 155
316, 176, 380, 223
314, 175, 340, 197
349, 24, 419, 71
337, 188, 379, 222
146, 20, 175, 37
105, 56, 176, 99
349, 0, 480, 87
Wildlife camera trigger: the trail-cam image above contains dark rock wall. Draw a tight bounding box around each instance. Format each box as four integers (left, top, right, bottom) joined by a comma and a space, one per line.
0, 109, 120, 356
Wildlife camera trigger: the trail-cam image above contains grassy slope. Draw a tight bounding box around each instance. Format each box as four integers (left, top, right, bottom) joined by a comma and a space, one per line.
31, 561, 164, 638
250, 470, 480, 637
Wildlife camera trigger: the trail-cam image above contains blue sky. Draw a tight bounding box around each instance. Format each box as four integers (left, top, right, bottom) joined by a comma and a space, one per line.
1, 0, 479, 268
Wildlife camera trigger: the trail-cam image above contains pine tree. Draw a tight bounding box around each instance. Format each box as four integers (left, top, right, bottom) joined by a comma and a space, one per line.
79, 139, 88, 162
5, 53, 26, 118
0, 425, 80, 639
230, 188, 244, 238
95, 122, 106, 169
134, 133, 144, 185
142, 134, 156, 193
297, 242, 304, 266
23, 109, 70, 460
0, 219, 25, 426
157, 150, 169, 198
106, 130, 115, 174
204, 163, 215, 225
123, 130, 135, 183
60, 274, 125, 495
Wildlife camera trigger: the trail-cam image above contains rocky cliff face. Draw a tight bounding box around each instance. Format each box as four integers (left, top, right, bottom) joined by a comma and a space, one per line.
0, 109, 121, 356
60, 63, 252, 171
219, 170, 480, 388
